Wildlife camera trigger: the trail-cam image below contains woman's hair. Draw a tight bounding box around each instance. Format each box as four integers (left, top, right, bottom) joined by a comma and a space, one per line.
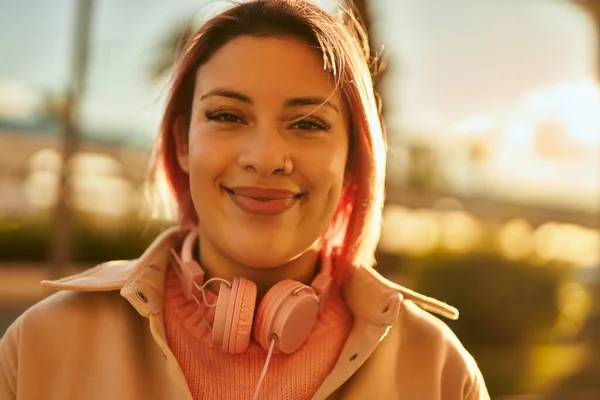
152, 0, 387, 283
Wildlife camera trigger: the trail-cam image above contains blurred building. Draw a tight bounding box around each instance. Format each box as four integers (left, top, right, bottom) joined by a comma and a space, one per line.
0, 117, 153, 222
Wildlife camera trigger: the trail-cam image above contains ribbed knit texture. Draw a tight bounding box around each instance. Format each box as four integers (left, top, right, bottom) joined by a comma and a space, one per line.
163, 265, 353, 400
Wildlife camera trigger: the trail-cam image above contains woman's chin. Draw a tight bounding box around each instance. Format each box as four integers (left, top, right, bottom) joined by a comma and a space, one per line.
226, 241, 299, 270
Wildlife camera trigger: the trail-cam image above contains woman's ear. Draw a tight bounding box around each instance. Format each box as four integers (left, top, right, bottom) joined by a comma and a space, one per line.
174, 115, 190, 173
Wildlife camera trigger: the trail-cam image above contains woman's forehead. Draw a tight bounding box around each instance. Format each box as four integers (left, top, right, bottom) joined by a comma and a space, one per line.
193, 36, 341, 104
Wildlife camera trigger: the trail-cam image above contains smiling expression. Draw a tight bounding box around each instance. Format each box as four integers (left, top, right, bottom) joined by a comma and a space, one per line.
175, 35, 349, 269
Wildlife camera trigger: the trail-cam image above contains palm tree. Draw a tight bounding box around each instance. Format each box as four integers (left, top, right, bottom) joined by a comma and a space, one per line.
150, 18, 196, 81
48, 0, 94, 279
343, 0, 387, 99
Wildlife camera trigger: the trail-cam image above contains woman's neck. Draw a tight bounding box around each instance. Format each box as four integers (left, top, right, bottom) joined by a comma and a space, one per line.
196, 234, 320, 300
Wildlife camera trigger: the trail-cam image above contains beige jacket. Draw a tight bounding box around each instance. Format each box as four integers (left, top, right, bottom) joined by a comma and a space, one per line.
0, 227, 489, 400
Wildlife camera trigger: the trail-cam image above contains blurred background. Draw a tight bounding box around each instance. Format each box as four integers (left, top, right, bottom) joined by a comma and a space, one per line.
0, 0, 599, 398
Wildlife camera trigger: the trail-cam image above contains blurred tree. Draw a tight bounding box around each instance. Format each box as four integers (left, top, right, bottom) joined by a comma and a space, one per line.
343, 0, 388, 115
405, 142, 447, 192
572, 0, 600, 14
417, 255, 563, 395
345, 0, 448, 195
150, 18, 196, 81
49, 0, 94, 279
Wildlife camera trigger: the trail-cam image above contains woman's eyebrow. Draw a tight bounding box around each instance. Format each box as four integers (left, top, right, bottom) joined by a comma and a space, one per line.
284, 97, 339, 113
200, 88, 339, 113
200, 89, 251, 104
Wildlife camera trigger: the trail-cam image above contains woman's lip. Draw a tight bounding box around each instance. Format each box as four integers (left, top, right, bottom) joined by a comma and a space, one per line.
224, 186, 302, 200
223, 186, 303, 216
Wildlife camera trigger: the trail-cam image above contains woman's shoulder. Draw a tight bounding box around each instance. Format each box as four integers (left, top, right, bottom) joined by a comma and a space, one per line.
343, 266, 487, 397
2, 259, 142, 346
394, 299, 488, 398
6, 226, 185, 341
0, 259, 174, 400
397, 298, 477, 367
353, 265, 472, 361
5, 279, 130, 344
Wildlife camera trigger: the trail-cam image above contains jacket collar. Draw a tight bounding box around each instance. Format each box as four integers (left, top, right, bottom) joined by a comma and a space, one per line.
42, 226, 458, 323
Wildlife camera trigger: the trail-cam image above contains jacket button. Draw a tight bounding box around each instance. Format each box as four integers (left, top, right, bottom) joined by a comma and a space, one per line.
136, 291, 148, 303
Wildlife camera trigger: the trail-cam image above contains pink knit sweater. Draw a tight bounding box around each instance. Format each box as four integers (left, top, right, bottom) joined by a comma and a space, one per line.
163, 265, 353, 399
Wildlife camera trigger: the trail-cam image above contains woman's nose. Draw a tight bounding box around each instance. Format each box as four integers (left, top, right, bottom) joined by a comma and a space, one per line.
237, 126, 291, 176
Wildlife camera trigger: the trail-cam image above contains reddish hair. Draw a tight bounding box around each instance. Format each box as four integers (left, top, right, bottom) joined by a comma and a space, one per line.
152, 0, 387, 284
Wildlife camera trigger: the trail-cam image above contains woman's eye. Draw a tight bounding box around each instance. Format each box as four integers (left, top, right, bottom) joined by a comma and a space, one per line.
205, 111, 243, 123
291, 118, 331, 131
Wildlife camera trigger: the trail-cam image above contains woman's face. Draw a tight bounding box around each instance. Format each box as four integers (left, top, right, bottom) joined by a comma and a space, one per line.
176, 35, 349, 269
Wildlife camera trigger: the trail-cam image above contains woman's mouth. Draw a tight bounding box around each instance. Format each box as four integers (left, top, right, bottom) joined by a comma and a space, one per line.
223, 186, 305, 216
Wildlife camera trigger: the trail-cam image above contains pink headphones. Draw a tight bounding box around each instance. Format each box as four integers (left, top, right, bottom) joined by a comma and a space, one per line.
173, 229, 333, 355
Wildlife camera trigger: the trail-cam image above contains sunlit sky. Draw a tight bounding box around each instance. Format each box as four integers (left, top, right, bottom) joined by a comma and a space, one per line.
0, 0, 595, 139
375, 0, 596, 129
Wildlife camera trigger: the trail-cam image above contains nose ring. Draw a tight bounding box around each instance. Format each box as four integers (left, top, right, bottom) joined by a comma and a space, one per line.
282, 157, 292, 174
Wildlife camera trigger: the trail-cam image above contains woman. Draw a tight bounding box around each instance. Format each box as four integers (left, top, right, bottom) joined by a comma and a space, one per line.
0, 1, 489, 399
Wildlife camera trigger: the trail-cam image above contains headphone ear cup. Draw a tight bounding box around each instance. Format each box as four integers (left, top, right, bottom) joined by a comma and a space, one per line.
212, 278, 257, 354
254, 280, 319, 354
